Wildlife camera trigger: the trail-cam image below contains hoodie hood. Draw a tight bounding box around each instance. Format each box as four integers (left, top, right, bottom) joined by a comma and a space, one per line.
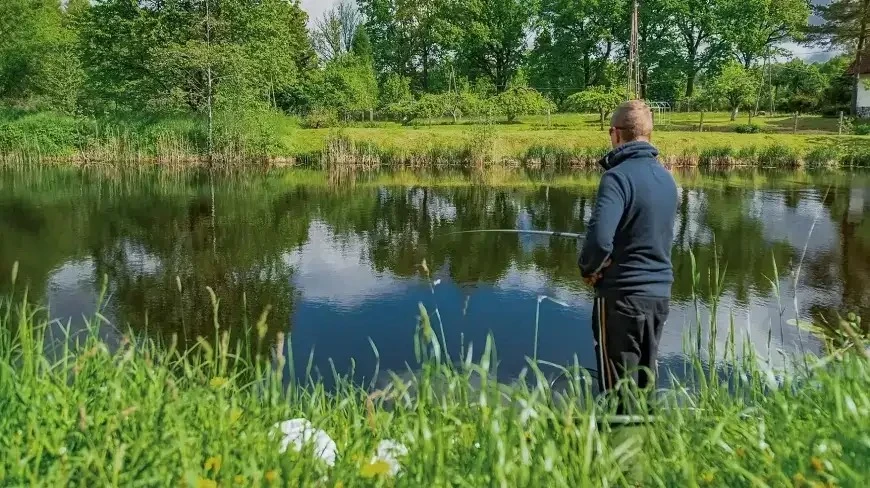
598, 141, 659, 171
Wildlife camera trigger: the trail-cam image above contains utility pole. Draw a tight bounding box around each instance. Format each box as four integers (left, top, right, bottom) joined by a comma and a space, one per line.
627, 0, 641, 100
206, 0, 214, 163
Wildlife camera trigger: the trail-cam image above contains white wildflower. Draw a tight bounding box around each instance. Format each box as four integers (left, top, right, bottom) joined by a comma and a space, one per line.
370, 439, 409, 477
271, 418, 337, 466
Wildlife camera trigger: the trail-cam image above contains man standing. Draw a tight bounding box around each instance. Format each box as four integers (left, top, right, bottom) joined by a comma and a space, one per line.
578, 100, 678, 413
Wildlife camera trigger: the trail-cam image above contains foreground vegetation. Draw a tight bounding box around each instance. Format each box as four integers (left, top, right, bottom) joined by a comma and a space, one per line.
2, 276, 869, 486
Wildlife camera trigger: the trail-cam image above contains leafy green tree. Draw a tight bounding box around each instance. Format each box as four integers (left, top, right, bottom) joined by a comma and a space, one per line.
454, 0, 537, 91
564, 86, 626, 130
721, 0, 809, 69
662, 0, 731, 97
442, 85, 486, 123
769, 60, 827, 113
810, 0, 870, 115
358, 0, 458, 91
532, 0, 623, 103
493, 79, 555, 123
380, 73, 413, 108
709, 61, 760, 120
310, 55, 379, 120
0, 0, 83, 111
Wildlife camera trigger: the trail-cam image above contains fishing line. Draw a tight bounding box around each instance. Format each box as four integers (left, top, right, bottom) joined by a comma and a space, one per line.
445, 229, 585, 239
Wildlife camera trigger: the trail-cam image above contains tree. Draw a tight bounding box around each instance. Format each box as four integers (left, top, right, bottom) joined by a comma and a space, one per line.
564, 86, 626, 130
810, 0, 870, 115
531, 0, 623, 102
493, 79, 555, 122
310, 54, 379, 120
662, 0, 731, 97
0, 0, 83, 111
454, 0, 537, 91
73, 0, 314, 114
311, 0, 360, 61
721, 0, 809, 69
358, 0, 458, 91
710, 61, 760, 120
770, 59, 827, 113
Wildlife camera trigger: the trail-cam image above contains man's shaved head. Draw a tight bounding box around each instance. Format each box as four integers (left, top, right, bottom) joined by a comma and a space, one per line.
611, 100, 653, 142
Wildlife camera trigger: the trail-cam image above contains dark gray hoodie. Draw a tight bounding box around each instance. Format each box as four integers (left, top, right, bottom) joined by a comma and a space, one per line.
578, 141, 678, 298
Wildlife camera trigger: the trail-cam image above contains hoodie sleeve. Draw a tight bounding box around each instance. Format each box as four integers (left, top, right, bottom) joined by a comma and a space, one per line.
579, 172, 627, 277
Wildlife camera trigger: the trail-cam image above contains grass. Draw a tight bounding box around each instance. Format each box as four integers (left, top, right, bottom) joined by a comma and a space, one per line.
3, 108, 870, 169
2, 253, 870, 486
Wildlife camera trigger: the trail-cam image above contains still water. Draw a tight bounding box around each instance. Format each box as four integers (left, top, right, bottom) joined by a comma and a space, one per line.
1, 169, 868, 386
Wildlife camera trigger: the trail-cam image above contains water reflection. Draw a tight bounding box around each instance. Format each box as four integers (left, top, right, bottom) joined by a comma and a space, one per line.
0, 169, 867, 385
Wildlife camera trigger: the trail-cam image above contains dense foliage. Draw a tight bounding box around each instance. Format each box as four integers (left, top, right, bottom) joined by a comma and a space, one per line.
0, 0, 862, 131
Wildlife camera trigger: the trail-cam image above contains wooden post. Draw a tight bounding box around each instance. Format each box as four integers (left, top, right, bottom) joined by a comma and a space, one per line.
699, 111, 704, 132
839, 111, 844, 136
793, 112, 798, 134
547, 108, 551, 129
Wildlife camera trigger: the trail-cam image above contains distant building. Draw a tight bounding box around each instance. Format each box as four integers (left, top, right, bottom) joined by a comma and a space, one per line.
848, 56, 870, 118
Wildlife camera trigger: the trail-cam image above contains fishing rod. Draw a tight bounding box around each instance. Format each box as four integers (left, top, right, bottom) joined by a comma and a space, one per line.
446, 229, 584, 239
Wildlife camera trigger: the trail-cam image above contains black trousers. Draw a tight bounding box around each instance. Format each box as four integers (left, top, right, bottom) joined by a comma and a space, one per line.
592, 294, 669, 413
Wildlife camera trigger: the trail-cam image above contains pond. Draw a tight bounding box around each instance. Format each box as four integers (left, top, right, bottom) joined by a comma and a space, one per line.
1, 169, 868, 387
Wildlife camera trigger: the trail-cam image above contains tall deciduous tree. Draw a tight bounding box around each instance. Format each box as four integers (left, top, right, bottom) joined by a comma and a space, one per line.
358, 0, 458, 91
721, 0, 809, 69
531, 0, 624, 102
311, 0, 360, 61
73, 0, 314, 114
662, 0, 731, 97
810, 0, 870, 115
564, 85, 625, 129
709, 61, 759, 119
455, 0, 538, 92
0, 0, 83, 111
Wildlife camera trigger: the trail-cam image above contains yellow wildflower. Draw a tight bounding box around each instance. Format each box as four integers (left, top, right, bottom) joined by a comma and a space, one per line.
793, 473, 806, 487
811, 456, 825, 473
210, 377, 229, 389
229, 408, 243, 424
360, 460, 391, 478
700, 471, 715, 484
334, 482, 345, 488
204, 456, 222, 473
233, 475, 245, 485
197, 478, 217, 488
264, 470, 279, 483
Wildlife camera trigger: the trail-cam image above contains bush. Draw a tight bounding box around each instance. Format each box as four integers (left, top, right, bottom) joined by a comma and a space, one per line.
804, 146, 841, 169
757, 144, 800, 168
0, 111, 92, 155
819, 104, 850, 118
735, 146, 758, 163
699, 146, 734, 167
302, 108, 339, 129
734, 124, 761, 134
853, 124, 870, 136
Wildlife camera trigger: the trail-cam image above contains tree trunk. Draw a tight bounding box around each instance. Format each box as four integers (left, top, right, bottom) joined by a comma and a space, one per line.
599, 109, 605, 131
685, 72, 696, 98
730, 107, 737, 121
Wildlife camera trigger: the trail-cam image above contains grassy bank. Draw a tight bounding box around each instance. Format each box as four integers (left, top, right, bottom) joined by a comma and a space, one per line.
2, 282, 869, 486
3, 109, 870, 169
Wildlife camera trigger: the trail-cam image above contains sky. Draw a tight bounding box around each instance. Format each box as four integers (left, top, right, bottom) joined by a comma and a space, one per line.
301, 0, 338, 25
